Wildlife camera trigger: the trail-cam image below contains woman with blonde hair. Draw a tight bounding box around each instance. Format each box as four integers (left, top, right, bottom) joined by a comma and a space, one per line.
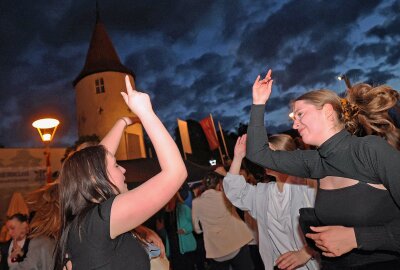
246, 70, 400, 269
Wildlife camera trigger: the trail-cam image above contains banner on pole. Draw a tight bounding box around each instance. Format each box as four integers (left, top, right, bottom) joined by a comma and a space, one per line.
177, 119, 192, 154
200, 115, 219, 150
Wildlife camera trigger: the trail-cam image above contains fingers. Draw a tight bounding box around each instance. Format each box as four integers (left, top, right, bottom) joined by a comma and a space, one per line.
253, 75, 261, 85
315, 243, 328, 252
235, 137, 241, 146
276, 252, 291, 264
276, 254, 297, 270
310, 226, 330, 232
305, 232, 318, 240
235, 135, 247, 146
239, 135, 246, 144
264, 69, 272, 80
322, 251, 337, 257
125, 75, 134, 94
122, 75, 136, 104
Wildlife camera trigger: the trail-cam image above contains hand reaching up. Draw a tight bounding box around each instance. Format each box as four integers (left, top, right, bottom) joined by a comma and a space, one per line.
234, 135, 247, 159
252, 69, 273, 105
121, 75, 153, 117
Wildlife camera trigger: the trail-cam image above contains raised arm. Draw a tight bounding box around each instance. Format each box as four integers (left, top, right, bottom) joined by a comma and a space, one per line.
229, 135, 247, 175
223, 135, 259, 217
110, 75, 187, 239
246, 71, 318, 178
100, 116, 136, 155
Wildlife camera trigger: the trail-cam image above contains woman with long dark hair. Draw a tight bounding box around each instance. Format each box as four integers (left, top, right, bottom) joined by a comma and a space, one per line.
54, 76, 187, 270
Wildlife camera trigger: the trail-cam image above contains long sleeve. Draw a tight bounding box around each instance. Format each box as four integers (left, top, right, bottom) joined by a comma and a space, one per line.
223, 173, 259, 219
355, 219, 400, 252
364, 136, 400, 206
191, 200, 202, 234
354, 137, 400, 252
10, 237, 55, 270
246, 105, 318, 178
177, 204, 194, 235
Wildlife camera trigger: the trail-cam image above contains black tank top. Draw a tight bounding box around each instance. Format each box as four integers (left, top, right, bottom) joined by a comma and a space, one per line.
315, 182, 400, 267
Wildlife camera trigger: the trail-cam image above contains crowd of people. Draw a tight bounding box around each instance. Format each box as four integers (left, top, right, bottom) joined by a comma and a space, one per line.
0, 72, 399, 270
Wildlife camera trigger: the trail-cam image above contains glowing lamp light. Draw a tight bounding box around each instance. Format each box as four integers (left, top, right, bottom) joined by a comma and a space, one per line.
289, 112, 294, 120
337, 74, 352, 89
32, 118, 60, 142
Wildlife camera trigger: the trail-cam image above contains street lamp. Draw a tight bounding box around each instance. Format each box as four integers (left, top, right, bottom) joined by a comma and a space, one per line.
32, 118, 60, 183
337, 74, 352, 89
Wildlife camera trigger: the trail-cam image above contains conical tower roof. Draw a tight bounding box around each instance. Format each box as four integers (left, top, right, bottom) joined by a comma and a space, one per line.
73, 10, 134, 86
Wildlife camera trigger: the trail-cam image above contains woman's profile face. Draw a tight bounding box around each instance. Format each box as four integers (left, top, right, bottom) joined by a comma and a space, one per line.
7, 219, 28, 241
292, 100, 327, 146
106, 153, 128, 194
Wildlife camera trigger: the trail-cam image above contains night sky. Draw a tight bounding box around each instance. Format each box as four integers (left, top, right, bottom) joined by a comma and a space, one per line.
1, 0, 399, 147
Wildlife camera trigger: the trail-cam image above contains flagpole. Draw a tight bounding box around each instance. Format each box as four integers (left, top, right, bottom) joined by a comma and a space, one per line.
209, 114, 225, 165
218, 121, 230, 160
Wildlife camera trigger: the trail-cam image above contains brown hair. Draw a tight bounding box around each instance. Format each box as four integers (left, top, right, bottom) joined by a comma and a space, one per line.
203, 172, 223, 190
26, 182, 60, 239
269, 134, 297, 151
345, 83, 400, 150
294, 86, 400, 150
55, 145, 119, 269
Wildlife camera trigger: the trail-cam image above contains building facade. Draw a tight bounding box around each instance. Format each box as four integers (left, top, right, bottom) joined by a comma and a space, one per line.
73, 11, 145, 160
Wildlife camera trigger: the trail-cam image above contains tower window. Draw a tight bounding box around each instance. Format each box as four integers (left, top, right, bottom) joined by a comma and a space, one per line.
95, 78, 105, 94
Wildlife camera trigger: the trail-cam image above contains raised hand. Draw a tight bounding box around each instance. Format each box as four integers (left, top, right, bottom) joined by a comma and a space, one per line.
234, 135, 247, 159
121, 75, 153, 117
252, 69, 273, 105
306, 225, 357, 257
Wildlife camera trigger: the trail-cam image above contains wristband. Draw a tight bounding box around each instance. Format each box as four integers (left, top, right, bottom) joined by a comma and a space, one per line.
121, 118, 129, 127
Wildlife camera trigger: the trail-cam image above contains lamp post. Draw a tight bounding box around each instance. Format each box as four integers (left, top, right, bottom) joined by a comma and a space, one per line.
337, 74, 352, 89
32, 118, 60, 183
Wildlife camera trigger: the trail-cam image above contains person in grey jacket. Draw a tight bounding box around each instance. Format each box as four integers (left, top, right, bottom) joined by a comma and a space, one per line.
224, 134, 319, 270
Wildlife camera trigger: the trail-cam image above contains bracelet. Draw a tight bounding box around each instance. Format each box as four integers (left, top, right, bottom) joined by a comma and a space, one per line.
121, 118, 129, 127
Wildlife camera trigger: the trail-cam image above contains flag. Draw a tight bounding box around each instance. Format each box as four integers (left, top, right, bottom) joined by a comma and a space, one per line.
200, 115, 220, 150
177, 119, 192, 154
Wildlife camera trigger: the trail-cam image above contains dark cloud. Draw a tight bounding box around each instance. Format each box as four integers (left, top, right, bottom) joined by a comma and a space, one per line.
0, 0, 399, 147
364, 68, 396, 86
97, 0, 217, 43
125, 47, 176, 79
344, 69, 365, 85
366, 17, 400, 39
354, 43, 388, 59
386, 44, 400, 66
238, 0, 381, 63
